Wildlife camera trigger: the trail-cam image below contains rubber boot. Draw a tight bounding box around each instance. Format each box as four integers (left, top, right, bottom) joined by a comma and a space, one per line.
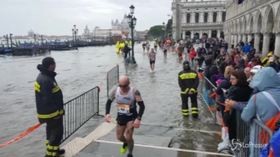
58, 149, 65, 156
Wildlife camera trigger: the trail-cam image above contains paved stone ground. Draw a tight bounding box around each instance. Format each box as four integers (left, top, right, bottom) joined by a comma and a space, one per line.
64, 44, 231, 157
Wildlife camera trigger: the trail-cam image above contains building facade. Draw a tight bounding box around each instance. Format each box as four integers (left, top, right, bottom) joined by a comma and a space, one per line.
81, 15, 133, 40
111, 14, 130, 34
224, 0, 280, 56
80, 15, 147, 42
172, 0, 226, 40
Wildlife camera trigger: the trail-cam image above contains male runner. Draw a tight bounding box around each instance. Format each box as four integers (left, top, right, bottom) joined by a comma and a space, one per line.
105, 75, 145, 157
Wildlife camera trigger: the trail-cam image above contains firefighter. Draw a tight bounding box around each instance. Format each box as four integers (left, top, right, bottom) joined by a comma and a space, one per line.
178, 61, 200, 118
34, 57, 65, 157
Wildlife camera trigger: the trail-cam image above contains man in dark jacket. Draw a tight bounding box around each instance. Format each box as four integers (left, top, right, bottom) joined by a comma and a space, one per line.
178, 61, 199, 118
35, 57, 65, 157
123, 43, 131, 62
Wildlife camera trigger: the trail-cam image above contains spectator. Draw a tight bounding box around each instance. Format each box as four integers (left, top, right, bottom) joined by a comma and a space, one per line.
218, 71, 252, 151
188, 47, 197, 66
242, 67, 280, 157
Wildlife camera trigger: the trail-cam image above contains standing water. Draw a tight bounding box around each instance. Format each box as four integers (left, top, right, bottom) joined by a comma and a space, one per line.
0, 44, 220, 157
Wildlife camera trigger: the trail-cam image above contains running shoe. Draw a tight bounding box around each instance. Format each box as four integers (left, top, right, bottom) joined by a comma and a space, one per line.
120, 143, 128, 154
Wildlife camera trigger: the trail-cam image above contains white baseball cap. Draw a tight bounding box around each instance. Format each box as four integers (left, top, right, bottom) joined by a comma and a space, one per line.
250, 65, 262, 74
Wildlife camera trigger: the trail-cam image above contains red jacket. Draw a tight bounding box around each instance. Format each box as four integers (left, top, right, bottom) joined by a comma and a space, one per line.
189, 48, 197, 60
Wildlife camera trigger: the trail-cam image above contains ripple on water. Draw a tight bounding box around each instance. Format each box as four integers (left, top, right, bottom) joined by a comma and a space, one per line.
3, 84, 16, 92
63, 69, 71, 71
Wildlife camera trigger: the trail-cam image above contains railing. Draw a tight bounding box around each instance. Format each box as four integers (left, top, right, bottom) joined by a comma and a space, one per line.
197, 72, 216, 119
200, 73, 274, 157
249, 119, 273, 157
107, 64, 119, 98
233, 118, 272, 157
234, 110, 250, 157
61, 86, 100, 143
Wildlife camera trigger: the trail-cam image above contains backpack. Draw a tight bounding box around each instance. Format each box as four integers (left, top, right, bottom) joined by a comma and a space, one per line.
260, 124, 280, 157
259, 91, 280, 157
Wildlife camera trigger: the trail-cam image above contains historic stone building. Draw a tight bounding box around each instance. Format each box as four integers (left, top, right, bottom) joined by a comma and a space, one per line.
172, 0, 226, 40
111, 15, 130, 34
224, 0, 280, 56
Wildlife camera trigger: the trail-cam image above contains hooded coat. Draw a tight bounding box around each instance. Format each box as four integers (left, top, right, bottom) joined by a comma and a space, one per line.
241, 67, 280, 122
241, 67, 280, 157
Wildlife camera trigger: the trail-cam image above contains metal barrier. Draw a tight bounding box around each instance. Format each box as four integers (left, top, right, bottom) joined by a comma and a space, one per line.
62, 86, 100, 143
198, 73, 216, 118
249, 119, 273, 157
234, 110, 250, 157
107, 64, 119, 98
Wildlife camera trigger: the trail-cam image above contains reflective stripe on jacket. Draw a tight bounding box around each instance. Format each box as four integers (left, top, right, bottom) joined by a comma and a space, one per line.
178, 70, 199, 94
35, 67, 64, 121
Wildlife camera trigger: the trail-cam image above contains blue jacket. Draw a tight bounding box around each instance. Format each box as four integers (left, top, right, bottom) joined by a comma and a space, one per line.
242, 44, 251, 54
261, 129, 280, 157
271, 129, 280, 156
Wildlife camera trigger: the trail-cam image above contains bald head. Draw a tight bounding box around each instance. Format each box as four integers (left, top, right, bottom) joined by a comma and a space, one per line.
119, 75, 130, 86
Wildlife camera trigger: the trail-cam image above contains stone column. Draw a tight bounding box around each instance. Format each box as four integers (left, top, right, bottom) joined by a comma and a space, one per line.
217, 30, 221, 38
209, 30, 212, 38
247, 34, 252, 43
191, 12, 195, 23
191, 31, 194, 39
182, 31, 186, 39
262, 33, 271, 55
234, 34, 238, 47
254, 33, 261, 53
275, 33, 280, 57
242, 34, 247, 42
224, 33, 228, 43
208, 12, 213, 23
199, 12, 204, 23
217, 11, 222, 23
182, 13, 187, 24
227, 33, 231, 44
237, 34, 242, 43
199, 31, 203, 39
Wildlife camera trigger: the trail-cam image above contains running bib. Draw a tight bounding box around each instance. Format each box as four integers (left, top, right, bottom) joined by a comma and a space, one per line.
117, 104, 130, 114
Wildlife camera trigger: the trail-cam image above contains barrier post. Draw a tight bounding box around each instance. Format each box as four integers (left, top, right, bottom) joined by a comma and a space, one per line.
106, 65, 119, 98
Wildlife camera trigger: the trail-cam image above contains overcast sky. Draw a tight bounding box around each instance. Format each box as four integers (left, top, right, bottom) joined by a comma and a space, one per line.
0, 0, 172, 36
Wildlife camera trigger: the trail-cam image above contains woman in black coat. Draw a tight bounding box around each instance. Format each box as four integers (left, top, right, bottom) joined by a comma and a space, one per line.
224, 70, 252, 140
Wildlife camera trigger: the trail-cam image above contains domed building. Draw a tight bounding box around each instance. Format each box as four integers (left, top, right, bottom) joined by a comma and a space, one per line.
111, 14, 130, 35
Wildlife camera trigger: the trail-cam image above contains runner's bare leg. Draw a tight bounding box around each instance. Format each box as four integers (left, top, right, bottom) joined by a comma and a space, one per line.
125, 121, 134, 155
116, 125, 127, 143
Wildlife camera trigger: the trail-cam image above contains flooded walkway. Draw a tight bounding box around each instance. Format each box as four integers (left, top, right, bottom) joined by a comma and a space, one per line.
70, 123, 231, 157
63, 44, 227, 156
1, 44, 225, 156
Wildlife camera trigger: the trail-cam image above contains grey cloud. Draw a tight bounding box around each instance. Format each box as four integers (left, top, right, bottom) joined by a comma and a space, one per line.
0, 0, 172, 36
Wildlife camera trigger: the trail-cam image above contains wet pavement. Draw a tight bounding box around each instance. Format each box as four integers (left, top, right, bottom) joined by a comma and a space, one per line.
0, 44, 222, 157
74, 123, 227, 157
